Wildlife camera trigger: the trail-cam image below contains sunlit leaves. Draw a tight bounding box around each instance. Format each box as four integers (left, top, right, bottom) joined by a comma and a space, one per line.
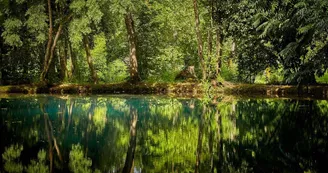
25, 5, 47, 44
107, 59, 129, 83
90, 32, 113, 82
69, 0, 103, 47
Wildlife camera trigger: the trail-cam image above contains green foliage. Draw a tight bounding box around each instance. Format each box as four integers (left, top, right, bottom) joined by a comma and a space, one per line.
107, 60, 129, 83
221, 61, 238, 82
0, 0, 328, 84
69, 0, 103, 47
316, 72, 328, 84
91, 32, 108, 82
233, 0, 328, 84
2, 18, 23, 47
25, 5, 47, 45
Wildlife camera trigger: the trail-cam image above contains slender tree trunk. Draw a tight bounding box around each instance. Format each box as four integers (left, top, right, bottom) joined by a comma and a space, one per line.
125, 12, 140, 83
59, 38, 68, 81
193, 0, 207, 81
83, 35, 98, 84
0, 52, 3, 85
40, 24, 63, 82
208, 0, 214, 58
207, 0, 215, 79
215, 30, 223, 76
207, 30, 213, 79
68, 41, 77, 80
122, 107, 138, 173
40, 0, 53, 83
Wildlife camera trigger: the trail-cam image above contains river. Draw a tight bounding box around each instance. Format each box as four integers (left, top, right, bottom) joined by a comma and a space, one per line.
0, 95, 327, 172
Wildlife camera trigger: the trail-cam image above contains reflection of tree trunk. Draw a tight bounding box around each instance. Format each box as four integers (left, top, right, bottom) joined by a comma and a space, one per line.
44, 113, 53, 173
209, 127, 214, 173
122, 107, 138, 173
195, 105, 205, 173
216, 110, 223, 173
83, 35, 98, 84
85, 99, 96, 155
64, 100, 74, 159
67, 101, 74, 131
125, 11, 140, 83
48, 117, 63, 162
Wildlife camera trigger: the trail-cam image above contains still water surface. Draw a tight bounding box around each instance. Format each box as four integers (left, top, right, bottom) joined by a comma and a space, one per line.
0, 95, 328, 173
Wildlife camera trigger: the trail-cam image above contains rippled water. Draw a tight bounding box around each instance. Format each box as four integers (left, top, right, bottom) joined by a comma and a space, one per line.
0, 95, 328, 173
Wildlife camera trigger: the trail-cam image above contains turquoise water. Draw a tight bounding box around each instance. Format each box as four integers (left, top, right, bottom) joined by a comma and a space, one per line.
0, 95, 328, 173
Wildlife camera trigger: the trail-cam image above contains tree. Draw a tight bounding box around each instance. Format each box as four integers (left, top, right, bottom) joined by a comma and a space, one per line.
192, 0, 207, 81
40, 0, 71, 83
125, 11, 140, 83
83, 35, 99, 84
232, 0, 328, 84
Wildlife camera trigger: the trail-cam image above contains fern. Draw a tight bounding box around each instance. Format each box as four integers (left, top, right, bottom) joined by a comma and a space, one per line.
297, 24, 314, 35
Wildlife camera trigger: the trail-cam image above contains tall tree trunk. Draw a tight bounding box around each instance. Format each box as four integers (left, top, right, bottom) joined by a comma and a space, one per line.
125, 12, 140, 83
193, 0, 207, 81
83, 35, 98, 84
68, 41, 77, 80
0, 51, 3, 85
59, 40, 68, 81
40, 24, 63, 82
40, 0, 53, 83
207, 0, 214, 79
122, 107, 138, 173
215, 30, 223, 76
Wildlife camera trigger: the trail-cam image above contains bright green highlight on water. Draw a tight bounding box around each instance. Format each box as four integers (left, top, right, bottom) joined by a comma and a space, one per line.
0, 95, 328, 172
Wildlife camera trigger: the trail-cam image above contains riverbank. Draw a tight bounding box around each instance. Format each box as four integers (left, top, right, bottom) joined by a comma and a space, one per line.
1, 82, 328, 99
224, 84, 328, 100
0, 82, 203, 95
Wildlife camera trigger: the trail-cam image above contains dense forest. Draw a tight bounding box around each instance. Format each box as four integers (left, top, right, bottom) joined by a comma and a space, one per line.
0, 0, 328, 85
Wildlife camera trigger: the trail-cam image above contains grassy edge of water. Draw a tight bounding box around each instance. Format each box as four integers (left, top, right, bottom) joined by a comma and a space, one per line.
0, 82, 203, 95
1, 83, 328, 99
224, 84, 328, 99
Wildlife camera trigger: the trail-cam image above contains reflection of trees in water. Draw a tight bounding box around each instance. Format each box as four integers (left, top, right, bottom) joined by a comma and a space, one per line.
122, 106, 138, 173
0, 97, 328, 172
216, 99, 328, 172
